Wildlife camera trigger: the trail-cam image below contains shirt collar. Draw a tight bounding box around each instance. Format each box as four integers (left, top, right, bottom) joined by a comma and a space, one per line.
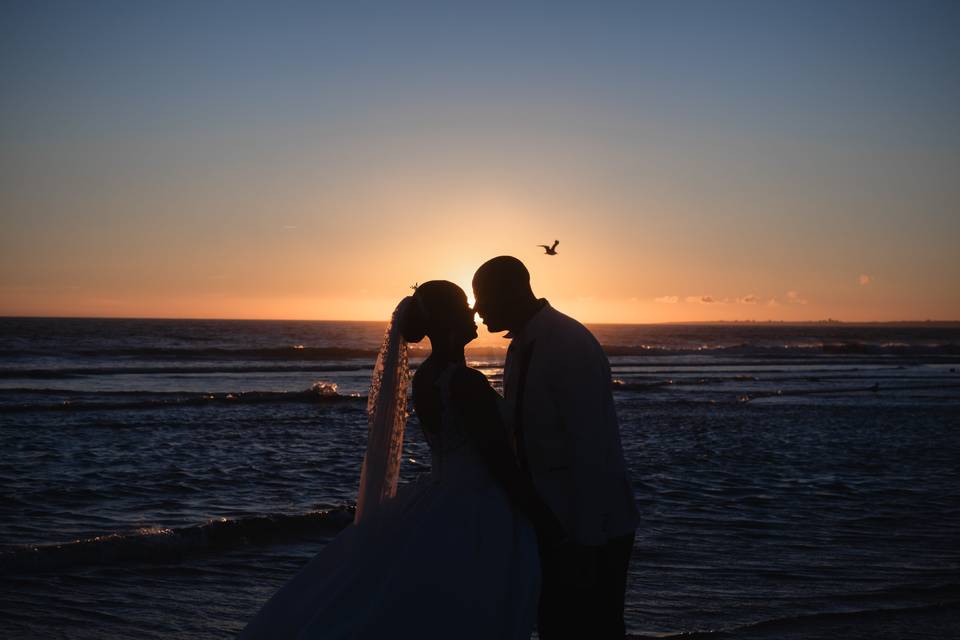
506, 299, 550, 346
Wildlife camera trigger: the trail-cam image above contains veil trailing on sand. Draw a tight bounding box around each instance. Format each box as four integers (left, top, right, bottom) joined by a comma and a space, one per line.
355, 297, 412, 523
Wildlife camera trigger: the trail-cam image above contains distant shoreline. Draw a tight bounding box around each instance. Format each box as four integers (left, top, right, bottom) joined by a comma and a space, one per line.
2, 315, 959, 327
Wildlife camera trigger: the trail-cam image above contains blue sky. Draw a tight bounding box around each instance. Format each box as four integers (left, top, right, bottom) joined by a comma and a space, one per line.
2, 1, 958, 320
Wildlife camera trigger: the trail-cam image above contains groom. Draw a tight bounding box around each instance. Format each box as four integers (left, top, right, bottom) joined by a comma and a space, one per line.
472, 256, 639, 639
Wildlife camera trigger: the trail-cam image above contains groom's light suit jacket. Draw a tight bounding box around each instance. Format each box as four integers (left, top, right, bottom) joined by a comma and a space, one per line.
503, 301, 639, 546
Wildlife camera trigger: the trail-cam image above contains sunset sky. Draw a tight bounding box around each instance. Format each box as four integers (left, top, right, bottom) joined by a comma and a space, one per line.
2, 1, 958, 323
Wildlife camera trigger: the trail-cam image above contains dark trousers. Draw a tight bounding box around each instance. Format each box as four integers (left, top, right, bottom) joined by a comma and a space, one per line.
537, 532, 635, 640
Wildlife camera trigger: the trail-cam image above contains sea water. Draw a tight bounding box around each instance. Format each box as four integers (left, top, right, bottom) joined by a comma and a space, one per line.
1, 318, 959, 638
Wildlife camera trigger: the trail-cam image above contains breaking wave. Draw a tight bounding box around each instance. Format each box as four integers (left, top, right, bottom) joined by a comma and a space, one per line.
0, 382, 365, 413
0, 508, 356, 574
602, 342, 960, 357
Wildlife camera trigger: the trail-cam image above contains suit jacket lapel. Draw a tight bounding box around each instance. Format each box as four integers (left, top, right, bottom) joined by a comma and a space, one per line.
511, 339, 536, 472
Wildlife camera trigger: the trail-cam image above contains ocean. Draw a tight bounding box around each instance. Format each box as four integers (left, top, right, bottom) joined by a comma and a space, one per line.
1, 317, 959, 638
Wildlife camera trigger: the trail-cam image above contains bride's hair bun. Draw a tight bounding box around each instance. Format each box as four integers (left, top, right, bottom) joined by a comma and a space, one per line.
400, 294, 428, 343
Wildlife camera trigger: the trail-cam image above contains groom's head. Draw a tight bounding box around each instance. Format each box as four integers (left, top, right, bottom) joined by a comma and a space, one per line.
472, 256, 538, 333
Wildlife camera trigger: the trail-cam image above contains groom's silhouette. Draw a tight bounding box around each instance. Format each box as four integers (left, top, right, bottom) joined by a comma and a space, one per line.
473, 256, 639, 640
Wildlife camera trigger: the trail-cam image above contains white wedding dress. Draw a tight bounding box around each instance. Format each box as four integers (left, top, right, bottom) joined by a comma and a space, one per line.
239, 363, 541, 639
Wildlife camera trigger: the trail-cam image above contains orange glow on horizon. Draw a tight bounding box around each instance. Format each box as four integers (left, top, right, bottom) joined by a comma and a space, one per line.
1, 139, 956, 325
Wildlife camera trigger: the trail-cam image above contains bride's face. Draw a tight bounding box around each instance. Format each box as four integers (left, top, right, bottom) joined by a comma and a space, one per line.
420, 283, 477, 350
449, 298, 479, 347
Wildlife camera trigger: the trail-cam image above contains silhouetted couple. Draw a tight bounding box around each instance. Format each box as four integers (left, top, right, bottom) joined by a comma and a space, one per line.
240, 256, 638, 639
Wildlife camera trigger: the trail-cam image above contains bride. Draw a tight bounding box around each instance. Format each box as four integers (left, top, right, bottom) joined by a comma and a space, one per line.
240, 281, 556, 639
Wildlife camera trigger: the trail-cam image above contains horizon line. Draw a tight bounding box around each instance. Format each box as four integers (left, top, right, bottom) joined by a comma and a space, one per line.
2, 314, 959, 326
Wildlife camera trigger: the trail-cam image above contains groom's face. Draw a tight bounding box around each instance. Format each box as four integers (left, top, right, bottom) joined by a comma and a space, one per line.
472, 286, 510, 333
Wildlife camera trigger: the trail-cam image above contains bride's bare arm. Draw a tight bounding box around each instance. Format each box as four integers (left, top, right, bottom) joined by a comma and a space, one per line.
451, 367, 565, 543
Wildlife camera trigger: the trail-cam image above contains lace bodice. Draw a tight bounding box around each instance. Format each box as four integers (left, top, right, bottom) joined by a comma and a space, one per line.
419, 364, 483, 481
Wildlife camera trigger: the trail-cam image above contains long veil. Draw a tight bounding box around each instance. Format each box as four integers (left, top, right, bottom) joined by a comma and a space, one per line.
355, 298, 412, 523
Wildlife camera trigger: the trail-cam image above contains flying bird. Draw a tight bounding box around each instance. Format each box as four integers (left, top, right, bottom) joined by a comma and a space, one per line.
538, 240, 559, 255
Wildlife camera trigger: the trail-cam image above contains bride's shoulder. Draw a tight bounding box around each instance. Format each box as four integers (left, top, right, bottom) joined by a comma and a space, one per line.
449, 366, 496, 406
412, 357, 441, 384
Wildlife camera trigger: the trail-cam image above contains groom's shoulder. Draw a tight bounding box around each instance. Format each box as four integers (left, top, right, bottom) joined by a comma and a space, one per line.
543, 306, 589, 334
541, 306, 603, 353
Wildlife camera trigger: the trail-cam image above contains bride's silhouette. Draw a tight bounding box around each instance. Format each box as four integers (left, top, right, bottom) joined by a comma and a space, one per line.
240, 281, 550, 639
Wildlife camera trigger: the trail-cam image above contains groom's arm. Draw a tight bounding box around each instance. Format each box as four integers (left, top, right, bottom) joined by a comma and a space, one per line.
548, 334, 615, 546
